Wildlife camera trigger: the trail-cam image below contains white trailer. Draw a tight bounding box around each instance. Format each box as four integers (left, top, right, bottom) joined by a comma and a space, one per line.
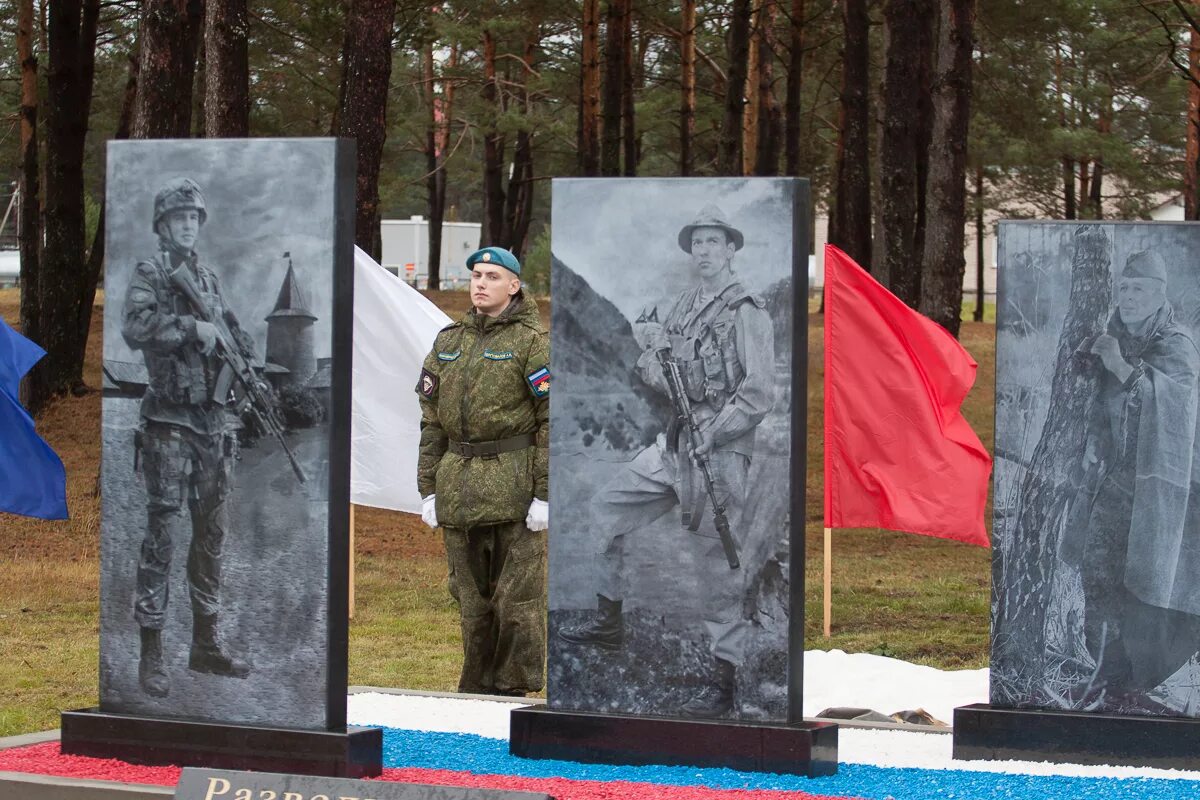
380, 216, 481, 289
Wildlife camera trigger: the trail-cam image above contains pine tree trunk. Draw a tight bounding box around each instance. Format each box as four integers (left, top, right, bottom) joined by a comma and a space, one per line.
133, 0, 205, 138
77, 55, 139, 377
879, 0, 928, 307
580, 0, 601, 176
32, 0, 100, 410
912, 7, 933, 274
973, 163, 983, 322
204, 0, 248, 137
424, 42, 443, 289
1188, 24, 1200, 220
17, 0, 40, 365
503, 31, 538, 257
680, 0, 696, 175
336, 0, 396, 261
784, 0, 804, 175
601, 0, 624, 176
831, 0, 871, 268
918, 0, 973, 337
742, 0, 761, 175
621, 0, 636, 177
993, 225, 1112, 699
753, 0, 781, 176
481, 26, 505, 245
717, 0, 752, 175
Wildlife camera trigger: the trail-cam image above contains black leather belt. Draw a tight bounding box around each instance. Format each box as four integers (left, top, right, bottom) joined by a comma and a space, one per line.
448, 432, 536, 459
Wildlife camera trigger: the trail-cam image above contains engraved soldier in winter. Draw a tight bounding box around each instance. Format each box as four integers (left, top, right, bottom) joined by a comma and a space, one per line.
558, 205, 775, 718
121, 177, 258, 697
1062, 249, 1200, 709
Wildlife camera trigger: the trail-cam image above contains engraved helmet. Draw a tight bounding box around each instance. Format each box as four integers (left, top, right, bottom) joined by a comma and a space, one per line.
152, 177, 207, 233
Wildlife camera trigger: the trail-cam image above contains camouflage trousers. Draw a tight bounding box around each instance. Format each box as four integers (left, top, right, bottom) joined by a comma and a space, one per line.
443, 522, 546, 694
1082, 466, 1200, 693
592, 439, 750, 665
135, 421, 233, 631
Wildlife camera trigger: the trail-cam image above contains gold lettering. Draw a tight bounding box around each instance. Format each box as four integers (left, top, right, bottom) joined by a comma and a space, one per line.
338, 796, 360, 800
311, 795, 329, 800
204, 778, 231, 800
283, 794, 303, 800
233, 789, 253, 800
259, 792, 277, 800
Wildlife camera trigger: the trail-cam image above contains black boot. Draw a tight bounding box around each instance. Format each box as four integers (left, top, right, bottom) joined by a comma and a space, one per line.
138, 627, 170, 698
189, 612, 250, 678
557, 595, 624, 650
681, 658, 735, 719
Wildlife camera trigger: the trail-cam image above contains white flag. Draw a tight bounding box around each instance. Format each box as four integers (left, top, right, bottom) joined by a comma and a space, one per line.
351, 246, 451, 512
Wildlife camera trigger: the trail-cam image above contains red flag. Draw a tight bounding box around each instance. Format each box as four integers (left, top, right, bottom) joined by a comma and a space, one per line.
822, 245, 991, 546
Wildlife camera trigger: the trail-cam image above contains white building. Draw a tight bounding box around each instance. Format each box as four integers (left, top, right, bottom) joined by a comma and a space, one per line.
380, 216, 482, 289
0, 251, 19, 289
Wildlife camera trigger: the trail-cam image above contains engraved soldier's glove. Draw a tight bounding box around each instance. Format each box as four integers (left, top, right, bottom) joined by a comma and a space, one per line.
421, 494, 438, 529
633, 321, 668, 353
526, 498, 549, 532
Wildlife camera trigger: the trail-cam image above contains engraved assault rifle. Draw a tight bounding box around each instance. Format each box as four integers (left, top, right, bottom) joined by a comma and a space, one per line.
655, 348, 740, 570
168, 263, 307, 484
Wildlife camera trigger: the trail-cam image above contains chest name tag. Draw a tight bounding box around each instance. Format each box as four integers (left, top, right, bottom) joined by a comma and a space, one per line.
483, 349, 514, 360
526, 365, 550, 397
437, 351, 461, 361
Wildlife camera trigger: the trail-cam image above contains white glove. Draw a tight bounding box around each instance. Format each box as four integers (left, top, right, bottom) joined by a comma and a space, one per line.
526, 498, 549, 531
421, 494, 438, 529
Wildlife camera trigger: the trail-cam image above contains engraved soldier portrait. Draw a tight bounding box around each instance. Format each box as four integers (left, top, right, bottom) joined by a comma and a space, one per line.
121, 177, 258, 698
100, 140, 342, 729
548, 178, 802, 722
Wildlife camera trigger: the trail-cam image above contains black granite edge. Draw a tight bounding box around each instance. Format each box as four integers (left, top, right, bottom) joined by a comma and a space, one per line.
788, 177, 811, 725
60, 708, 382, 773
510, 704, 838, 777
954, 702, 1200, 768
325, 137, 358, 731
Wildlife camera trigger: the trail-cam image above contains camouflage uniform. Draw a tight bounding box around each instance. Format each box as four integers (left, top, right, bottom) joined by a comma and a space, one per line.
594, 278, 774, 665
416, 294, 550, 694
558, 205, 775, 718
122, 178, 255, 696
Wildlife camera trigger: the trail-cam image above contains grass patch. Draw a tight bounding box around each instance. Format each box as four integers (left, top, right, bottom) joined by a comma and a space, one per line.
0, 288, 996, 735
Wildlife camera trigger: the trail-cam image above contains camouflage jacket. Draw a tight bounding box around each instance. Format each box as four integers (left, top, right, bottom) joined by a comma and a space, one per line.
121, 248, 257, 436
636, 277, 774, 458
416, 295, 550, 529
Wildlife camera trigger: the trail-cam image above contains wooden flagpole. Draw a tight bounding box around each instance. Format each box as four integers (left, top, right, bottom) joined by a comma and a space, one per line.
349, 503, 356, 619
823, 526, 832, 638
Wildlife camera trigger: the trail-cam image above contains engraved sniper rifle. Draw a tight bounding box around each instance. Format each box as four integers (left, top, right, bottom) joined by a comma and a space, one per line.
654, 345, 740, 570
167, 262, 307, 484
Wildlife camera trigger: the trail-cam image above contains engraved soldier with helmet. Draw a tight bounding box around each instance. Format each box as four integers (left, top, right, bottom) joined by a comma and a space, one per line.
121, 177, 260, 698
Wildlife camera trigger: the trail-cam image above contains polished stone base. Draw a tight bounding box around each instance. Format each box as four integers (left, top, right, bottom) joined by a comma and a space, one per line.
954, 702, 1200, 769
509, 705, 838, 777
60, 709, 382, 778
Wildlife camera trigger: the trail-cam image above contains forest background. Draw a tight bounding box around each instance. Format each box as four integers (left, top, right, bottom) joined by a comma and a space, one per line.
4, 0, 1200, 412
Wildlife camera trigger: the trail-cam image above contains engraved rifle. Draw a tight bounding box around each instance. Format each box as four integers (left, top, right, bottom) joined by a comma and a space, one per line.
655, 347, 740, 569
167, 261, 307, 484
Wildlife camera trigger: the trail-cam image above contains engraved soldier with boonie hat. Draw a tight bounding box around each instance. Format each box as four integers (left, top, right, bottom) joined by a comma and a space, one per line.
677, 204, 744, 253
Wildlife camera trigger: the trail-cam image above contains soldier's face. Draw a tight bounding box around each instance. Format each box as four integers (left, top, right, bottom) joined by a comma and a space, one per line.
161, 209, 202, 251
471, 265, 520, 317
690, 227, 735, 280
1117, 277, 1166, 326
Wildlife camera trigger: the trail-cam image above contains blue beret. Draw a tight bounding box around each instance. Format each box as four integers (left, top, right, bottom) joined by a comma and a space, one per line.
466, 246, 521, 276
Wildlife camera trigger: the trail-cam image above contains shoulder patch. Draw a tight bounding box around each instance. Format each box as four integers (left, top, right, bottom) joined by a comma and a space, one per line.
437, 350, 461, 361
483, 349, 514, 360
416, 367, 439, 398
526, 365, 550, 398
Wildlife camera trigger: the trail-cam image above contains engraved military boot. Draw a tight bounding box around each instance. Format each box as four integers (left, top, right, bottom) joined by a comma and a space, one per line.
138, 627, 170, 698
189, 612, 251, 678
680, 658, 735, 719
557, 594, 624, 650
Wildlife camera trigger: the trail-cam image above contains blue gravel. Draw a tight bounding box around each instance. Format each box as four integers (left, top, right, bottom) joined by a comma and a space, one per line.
381, 727, 1200, 799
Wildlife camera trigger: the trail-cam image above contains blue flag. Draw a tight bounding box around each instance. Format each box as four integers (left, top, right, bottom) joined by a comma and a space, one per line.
0, 318, 68, 520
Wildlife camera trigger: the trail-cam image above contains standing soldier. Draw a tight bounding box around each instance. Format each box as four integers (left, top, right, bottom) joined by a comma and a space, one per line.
559, 205, 775, 719
416, 247, 551, 697
122, 177, 257, 698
